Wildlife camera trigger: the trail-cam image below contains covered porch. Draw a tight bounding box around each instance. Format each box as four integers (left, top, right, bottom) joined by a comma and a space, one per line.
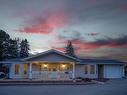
9, 49, 80, 80
9, 61, 76, 80
29, 61, 75, 80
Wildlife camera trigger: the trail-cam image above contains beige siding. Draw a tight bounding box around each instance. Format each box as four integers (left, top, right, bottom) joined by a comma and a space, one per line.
75, 64, 84, 78
10, 64, 29, 79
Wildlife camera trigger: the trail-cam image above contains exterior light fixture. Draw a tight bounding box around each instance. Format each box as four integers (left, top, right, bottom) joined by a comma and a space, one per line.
43, 64, 48, 67
61, 64, 66, 68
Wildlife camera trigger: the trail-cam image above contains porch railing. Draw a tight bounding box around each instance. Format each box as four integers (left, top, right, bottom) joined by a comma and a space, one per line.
32, 71, 72, 80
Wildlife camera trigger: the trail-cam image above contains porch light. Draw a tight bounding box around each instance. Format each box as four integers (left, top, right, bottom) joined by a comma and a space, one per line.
61, 64, 66, 68
43, 64, 48, 67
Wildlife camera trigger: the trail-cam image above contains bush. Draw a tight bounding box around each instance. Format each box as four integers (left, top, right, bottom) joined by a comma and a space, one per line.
84, 78, 91, 82
0, 72, 5, 79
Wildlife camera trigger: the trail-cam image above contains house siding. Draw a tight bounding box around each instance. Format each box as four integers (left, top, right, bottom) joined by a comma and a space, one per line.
75, 64, 84, 78
9, 64, 14, 78
75, 64, 97, 79
9, 64, 26, 79
85, 64, 97, 78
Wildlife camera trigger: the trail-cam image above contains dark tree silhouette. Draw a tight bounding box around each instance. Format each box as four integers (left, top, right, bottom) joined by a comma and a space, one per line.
0, 29, 30, 60
65, 41, 76, 57
8, 38, 19, 59
0, 29, 10, 78
20, 39, 30, 58
0, 29, 10, 61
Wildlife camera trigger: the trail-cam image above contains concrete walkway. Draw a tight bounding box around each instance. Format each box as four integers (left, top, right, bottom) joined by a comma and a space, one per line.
0, 79, 127, 95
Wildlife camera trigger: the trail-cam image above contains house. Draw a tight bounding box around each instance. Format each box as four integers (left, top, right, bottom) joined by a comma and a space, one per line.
0, 49, 125, 80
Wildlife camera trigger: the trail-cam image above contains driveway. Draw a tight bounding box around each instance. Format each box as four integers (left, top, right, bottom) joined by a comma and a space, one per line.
0, 79, 127, 95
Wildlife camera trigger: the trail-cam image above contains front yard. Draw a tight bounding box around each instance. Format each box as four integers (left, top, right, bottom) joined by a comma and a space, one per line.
0, 79, 127, 95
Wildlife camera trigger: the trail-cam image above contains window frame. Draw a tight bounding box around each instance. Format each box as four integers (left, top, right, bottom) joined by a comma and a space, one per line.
24, 64, 28, 74
84, 65, 88, 74
15, 64, 20, 74
90, 65, 95, 74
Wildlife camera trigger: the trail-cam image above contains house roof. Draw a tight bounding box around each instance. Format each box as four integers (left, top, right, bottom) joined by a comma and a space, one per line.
80, 58, 126, 64
0, 49, 126, 64
22, 49, 80, 62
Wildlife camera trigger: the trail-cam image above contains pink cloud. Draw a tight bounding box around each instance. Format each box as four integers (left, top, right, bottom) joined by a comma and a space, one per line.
53, 35, 127, 52
17, 10, 67, 34
119, 4, 127, 11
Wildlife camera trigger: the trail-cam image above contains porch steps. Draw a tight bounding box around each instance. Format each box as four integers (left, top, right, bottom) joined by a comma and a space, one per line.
0, 80, 94, 86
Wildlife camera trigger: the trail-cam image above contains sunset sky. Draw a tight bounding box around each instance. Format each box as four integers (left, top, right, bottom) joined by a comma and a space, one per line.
0, 0, 127, 61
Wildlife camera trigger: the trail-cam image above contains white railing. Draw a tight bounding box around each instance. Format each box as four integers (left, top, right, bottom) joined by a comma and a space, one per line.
32, 71, 72, 80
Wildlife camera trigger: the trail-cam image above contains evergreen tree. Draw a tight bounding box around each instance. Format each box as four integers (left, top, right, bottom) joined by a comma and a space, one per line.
2, 38, 10, 59
65, 41, 76, 57
0, 29, 10, 61
8, 38, 19, 59
0, 29, 30, 59
20, 39, 30, 58
16, 38, 21, 58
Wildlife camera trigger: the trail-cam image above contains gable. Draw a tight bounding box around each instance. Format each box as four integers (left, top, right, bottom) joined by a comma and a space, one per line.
23, 50, 79, 62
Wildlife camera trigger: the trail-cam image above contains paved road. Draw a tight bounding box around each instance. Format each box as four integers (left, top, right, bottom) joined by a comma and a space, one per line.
0, 79, 127, 95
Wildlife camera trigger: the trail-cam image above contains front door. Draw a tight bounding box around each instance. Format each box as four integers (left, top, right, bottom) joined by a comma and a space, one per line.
49, 64, 59, 79
98, 65, 104, 78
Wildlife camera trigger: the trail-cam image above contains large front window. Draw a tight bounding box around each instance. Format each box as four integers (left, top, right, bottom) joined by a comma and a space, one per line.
90, 65, 95, 74
24, 64, 28, 74
15, 64, 20, 74
84, 65, 88, 74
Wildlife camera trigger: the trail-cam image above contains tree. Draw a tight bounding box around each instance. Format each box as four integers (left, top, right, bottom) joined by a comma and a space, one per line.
0, 29, 30, 59
0, 29, 10, 61
20, 39, 30, 58
2, 37, 10, 60
65, 41, 76, 57
7, 38, 19, 59
0, 29, 10, 78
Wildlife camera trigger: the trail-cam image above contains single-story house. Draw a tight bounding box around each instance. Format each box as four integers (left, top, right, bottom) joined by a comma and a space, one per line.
0, 49, 125, 80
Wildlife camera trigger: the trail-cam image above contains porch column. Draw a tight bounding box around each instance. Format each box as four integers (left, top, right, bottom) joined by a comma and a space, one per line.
72, 63, 75, 79
88, 65, 90, 78
29, 63, 32, 79
122, 65, 125, 77
95, 64, 97, 78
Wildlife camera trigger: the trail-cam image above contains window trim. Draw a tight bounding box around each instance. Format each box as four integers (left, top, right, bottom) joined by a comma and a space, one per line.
24, 64, 28, 74
15, 64, 20, 74
90, 65, 95, 74
84, 65, 88, 74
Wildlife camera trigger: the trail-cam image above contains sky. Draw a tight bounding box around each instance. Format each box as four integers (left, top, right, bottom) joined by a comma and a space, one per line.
0, 0, 127, 61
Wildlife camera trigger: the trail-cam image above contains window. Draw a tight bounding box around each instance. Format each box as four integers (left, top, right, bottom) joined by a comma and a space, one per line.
84, 65, 88, 74
24, 64, 28, 74
90, 65, 95, 74
15, 64, 20, 74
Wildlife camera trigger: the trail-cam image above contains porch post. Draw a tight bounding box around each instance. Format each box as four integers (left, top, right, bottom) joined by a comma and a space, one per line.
122, 65, 125, 77
72, 63, 75, 79
95, 64, 97, 78
29, 63, 32, 79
